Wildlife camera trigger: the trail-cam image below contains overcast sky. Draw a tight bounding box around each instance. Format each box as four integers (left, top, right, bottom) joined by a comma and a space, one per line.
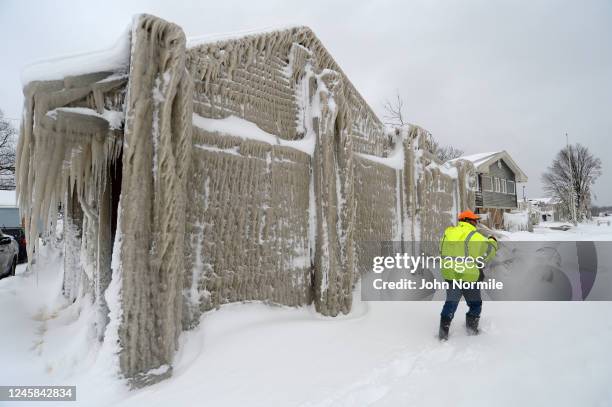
1, 0, 610, 204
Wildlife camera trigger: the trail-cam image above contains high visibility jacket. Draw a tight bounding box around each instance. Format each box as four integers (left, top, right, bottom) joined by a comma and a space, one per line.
439, 221, 498, 282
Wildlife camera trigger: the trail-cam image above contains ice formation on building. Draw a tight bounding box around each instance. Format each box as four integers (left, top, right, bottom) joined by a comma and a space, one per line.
17, 14, 475, 386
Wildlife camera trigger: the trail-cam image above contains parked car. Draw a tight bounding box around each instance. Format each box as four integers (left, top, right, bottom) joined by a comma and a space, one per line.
0, 229, 18, 279
1, 227, 27, 263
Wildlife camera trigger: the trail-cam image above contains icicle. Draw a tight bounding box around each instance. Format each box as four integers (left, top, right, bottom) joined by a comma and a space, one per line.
17, 95, 123, 263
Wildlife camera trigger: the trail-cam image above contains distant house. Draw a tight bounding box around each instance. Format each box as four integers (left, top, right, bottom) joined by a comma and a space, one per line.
0, 190, 20, 228
528, 197, 561, 222
451, 151, 528, 229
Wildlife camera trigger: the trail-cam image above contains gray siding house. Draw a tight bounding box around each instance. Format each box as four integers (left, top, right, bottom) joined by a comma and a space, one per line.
0, 190, 20, 228
452, 151, 528, 228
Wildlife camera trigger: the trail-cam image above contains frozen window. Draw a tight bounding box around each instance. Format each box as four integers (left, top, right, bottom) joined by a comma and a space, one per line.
501, 179, 507, 194
494, 177, 500, 192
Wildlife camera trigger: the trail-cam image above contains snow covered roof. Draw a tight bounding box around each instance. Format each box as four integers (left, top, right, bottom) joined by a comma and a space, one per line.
187, 24, 303, 48
451, 151, 499, 166
21, 21, 306, 86
22, 23, 303, 85
449, 150, 528, 182
21, 25, 131, 85
19, 14, 388, 143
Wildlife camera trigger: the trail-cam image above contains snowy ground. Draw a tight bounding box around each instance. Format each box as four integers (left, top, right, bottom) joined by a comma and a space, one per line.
502, 218, 612, 241
1, 221, 612, 406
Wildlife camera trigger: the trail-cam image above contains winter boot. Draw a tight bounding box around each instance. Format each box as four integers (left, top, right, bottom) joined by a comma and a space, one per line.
466, 314, 480, 335
439, 316, 452, 340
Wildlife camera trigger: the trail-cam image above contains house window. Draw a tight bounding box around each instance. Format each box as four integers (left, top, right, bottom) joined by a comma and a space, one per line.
494, 177, 500, 192
482, 175, 493, 191
507, 181, 516, 194
501, 179, 507, 194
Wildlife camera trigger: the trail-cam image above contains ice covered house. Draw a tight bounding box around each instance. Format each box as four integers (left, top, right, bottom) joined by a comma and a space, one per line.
450, 151, 528, 229
16, 14, 475, 386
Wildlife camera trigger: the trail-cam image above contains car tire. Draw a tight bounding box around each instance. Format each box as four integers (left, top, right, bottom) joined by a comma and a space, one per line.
10, 257, 16, 276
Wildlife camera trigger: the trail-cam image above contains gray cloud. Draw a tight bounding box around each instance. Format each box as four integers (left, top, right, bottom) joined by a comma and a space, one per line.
1, 0, 610, 203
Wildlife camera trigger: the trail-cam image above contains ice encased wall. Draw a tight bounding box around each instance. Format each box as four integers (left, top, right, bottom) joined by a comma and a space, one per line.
115, 15, 194, 385
185, 128, 313, 321
183, 27, 386, 319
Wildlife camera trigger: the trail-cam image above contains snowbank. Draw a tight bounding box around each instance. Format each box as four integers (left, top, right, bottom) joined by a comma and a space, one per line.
503, 210, 530, 232
0, 243, 129, 403
502, 221, 612, 241
3, 283, 611, 406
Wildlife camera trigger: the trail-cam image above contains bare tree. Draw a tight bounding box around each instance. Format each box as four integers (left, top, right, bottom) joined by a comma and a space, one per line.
0, 110, 17, 189
431, 143, 464, 162
542, 143, 602, 222
382, 91, 407, 127
382, 92, 463, 162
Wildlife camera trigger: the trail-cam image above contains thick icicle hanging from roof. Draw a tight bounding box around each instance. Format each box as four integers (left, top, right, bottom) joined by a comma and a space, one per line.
17, 106, 123, 260
16, 65, 127, 262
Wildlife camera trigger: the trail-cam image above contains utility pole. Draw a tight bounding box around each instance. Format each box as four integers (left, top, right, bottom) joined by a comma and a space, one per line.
566, 133, 578, 225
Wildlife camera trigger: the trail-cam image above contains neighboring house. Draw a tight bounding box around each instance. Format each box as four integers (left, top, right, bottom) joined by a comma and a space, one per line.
528, 197, 561, 222
0, 190, 20, 228
0, 189, 27, 263
451, 151, 528, 229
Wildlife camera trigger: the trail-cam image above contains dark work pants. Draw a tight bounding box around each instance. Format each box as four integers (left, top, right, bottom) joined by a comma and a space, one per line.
440, 277, 483, 320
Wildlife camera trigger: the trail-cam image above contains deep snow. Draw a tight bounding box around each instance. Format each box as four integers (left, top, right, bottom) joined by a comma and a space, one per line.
1, 221, 611, 406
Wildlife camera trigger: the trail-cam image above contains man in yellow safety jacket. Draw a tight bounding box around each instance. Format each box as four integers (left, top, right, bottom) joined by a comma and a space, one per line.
438, 210, 498, 340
